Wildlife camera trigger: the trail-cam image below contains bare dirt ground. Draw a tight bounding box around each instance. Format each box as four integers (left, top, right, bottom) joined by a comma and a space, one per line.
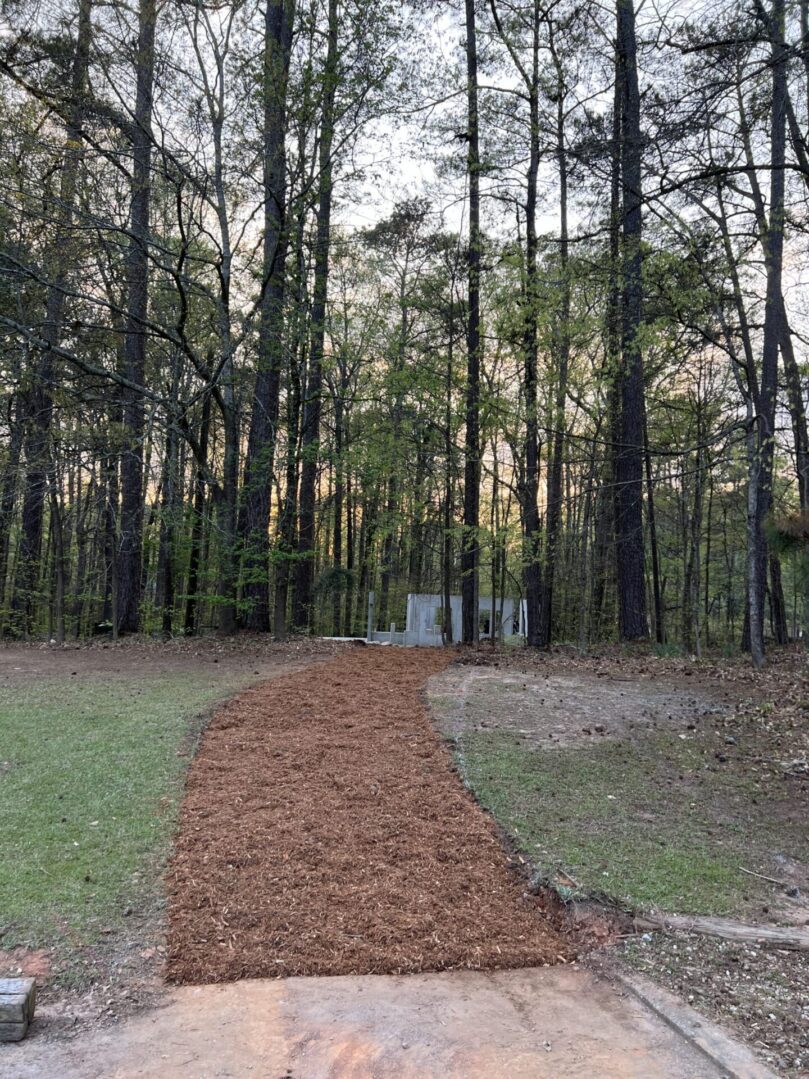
0, 632, 347, 686
166, 647, 571, 982
622, 933, 808, 1077
430, 656, 736, 749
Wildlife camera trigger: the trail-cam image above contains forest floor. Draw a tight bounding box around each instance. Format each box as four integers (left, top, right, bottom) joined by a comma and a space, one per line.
428, 645, 809, 1077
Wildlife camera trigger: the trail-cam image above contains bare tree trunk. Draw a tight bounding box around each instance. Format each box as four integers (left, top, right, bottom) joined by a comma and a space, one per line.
538, 36, 569, 649
184, 394, 211, 635
239, 0, 294, 630
0, 394, 23, 618
599, 45, 623, 644
644, 412, 664, 643
443, 312, 455, 644
344, 464, 354, 635
117, 0, 156, 635
12, 0, 92, 635
332, 394, 344, 634
216, 399, 240, 635
614, 0, 648, 640
293, 0, 338, 631
273, 211, 306, 638
157, 369, 181, 638
49, 478, 66, 645
750, 0, 787, 666
461, 0, 481, 645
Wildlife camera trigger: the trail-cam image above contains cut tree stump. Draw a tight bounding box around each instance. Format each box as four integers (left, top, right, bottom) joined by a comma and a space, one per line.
0, 977, 36, 1041
633, 913, 809, 950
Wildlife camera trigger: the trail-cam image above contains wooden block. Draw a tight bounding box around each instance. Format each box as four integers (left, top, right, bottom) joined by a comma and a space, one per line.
0, 978, 36, 1042
0, 992, 30, 1023
0, 978, 36, 996
0, 1022, 27, 1043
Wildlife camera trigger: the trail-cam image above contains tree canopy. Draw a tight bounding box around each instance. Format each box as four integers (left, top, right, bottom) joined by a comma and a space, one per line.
1, 0, 807, 663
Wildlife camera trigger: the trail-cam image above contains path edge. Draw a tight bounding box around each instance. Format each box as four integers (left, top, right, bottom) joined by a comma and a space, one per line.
592, 959, 778, 1079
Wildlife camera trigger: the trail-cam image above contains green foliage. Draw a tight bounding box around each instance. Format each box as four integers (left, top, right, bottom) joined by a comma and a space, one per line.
654, 642, 683, 658
316, 565, 354, 595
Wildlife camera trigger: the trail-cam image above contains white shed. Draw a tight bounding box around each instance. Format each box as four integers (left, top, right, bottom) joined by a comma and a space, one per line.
402, 593, 520, 646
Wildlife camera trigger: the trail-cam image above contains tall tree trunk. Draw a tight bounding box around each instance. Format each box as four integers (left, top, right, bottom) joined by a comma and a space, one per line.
332, 393, 344, 634
750, 0, 786, 665
49, 477, 67, 645
292, 0, 338, 631
343, 462, 354, 635
443, 307, 455, 644
273, 211, 306, 637
239, 0, 294, 630
0, 394, 24, 618
184, 394, 211, 635
682, 427, 704, 654
614, 0, 647, 640
488, 0, 541, 645
598, 45, 623, 643
216, 398, 240, 635
102, 445, 119, 632
377, 477, 398, 630
538, 41, 569, 649
12, 0, 92, 635
644, 412, 664, 643
117, 0, 156, 634
461, 0, 481, 644
157, 366, 180, 638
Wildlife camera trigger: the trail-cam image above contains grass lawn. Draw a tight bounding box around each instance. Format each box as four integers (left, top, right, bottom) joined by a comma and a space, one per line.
0, 666, 257, 979
460, 728, 807, 916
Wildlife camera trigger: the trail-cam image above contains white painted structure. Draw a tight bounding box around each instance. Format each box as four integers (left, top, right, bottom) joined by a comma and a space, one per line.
366, 591, 523, 646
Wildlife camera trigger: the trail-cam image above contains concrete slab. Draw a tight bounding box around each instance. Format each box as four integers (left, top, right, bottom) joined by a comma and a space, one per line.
3, 965, 738, 1079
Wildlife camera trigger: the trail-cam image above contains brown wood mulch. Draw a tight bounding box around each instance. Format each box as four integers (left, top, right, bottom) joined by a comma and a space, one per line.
166, 647, 572, 983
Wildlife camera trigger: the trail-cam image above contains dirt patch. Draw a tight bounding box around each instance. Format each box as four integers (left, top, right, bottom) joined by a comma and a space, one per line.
0, 633, 346, 687
429, 663, 734, 750
166, 648, 572, 983
0, 947, 52, 980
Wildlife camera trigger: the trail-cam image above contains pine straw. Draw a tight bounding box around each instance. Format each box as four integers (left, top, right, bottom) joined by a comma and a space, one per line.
166, 647, 572, 983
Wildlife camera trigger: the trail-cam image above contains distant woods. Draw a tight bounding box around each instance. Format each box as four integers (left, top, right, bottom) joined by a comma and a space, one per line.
0, 0, 808, 664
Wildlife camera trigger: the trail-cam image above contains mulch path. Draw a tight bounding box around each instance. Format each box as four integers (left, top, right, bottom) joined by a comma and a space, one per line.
166, 647, 572, 983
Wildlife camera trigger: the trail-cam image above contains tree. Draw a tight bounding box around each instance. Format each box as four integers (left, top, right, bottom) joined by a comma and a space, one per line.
117, 0, 157, 635
614, 0, 647, 640
239, 0, 295, 631
461, 0, 482, 645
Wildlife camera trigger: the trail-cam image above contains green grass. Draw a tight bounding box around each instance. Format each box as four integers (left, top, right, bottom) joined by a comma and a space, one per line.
0, 670, 249, 964
460, 730, 806, 916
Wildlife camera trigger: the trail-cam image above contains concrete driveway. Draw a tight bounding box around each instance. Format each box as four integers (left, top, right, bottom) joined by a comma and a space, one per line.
4, 964, 765, 1079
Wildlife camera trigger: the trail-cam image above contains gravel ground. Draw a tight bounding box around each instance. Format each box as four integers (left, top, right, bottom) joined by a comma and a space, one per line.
621, 932, 808, 1077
